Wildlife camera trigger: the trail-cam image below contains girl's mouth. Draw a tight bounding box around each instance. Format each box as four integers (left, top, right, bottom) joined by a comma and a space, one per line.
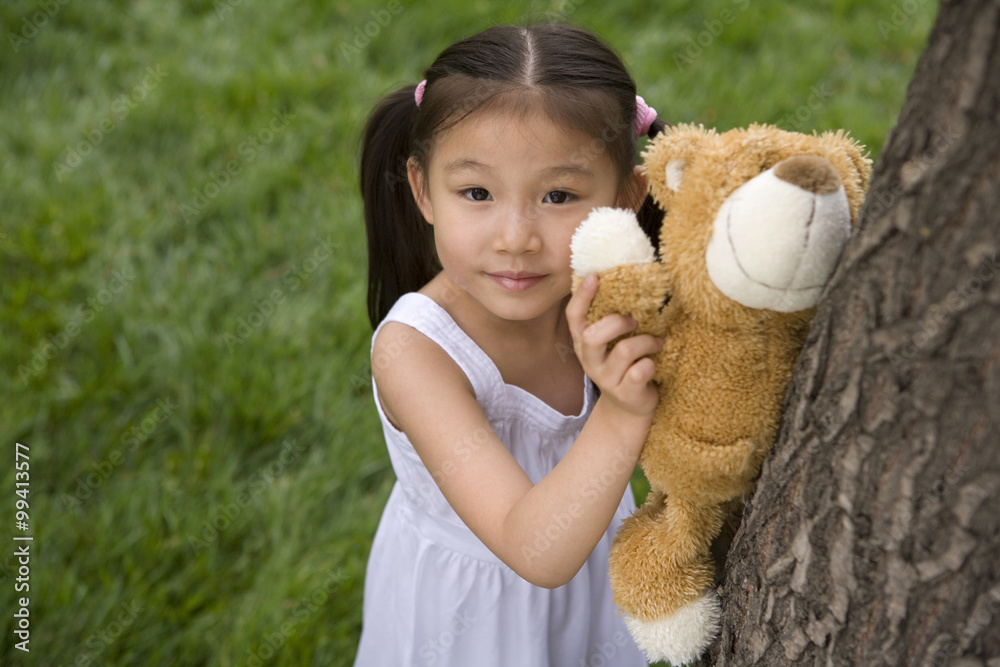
487, 272, 546, 292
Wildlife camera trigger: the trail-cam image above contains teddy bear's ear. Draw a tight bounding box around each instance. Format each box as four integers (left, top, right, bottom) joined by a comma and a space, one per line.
642, 124, 713, 207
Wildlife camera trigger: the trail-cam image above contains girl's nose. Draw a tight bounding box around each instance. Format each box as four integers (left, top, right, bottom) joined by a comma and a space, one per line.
493, 203, 542, 254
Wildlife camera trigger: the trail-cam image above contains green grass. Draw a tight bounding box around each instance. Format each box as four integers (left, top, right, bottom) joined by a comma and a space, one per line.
0, 1, 934, 665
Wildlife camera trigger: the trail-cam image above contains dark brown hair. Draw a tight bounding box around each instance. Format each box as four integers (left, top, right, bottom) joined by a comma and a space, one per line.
360, 23, 665, 328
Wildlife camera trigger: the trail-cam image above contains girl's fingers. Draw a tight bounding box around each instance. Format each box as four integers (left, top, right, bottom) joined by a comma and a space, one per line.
621, 357, 660, 414
599, 334, 662, 387
566, 275, 661, 414
579, 314, 637, 349
575, 314, 637, 377
565, 274, 598, 339
606, 333, 663, 368
626, 356, 657, 386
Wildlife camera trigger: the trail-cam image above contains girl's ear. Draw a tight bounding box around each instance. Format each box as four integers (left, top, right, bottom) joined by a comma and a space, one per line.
617, 165, 649, 213
407, 157, 434, 225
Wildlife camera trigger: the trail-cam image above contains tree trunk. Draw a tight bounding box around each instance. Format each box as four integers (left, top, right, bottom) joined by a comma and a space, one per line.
704, 1, 1000, 665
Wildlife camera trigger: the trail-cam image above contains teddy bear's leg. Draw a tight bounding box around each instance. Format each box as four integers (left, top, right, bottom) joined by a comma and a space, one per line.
651, 429, 763, 509
613, 428, 762, 663
609, 491, 727, 665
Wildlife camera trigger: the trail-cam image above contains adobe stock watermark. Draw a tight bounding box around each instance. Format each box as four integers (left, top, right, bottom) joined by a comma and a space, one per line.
672, 0, 751, 70
930, 588, 1000, 666
18, 265, 136, 385
239, 568, 346, 667
776, 82, 834, 132
53, 65, 169, 181
339, 1, 403, 63
580, 629, 634, 667
221, 234, 338, 352
383, 78, 505, 195
521, 449, 633, 564
0, 551, 17, 587
349, 282, 462, 392
419, 608, 476, 665
878, 0, 933, 40
70, 598, 143, 667
6, 0, 71, 53
212, 0, 243, 23
349, 327, 413, 392
388, 426, 496, 514
180, 108, 294, 224
889, 253, 999, 373
516, 0, 585, 24
442, 98, 637, 229
865, 123, 963, 222
188, 438, 306, 554
61, 397, 179, 510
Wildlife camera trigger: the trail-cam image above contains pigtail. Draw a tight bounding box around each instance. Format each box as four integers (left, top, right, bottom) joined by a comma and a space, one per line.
645, 116, 668, 139
360, 86, 440, 329
636, 117, 668, 251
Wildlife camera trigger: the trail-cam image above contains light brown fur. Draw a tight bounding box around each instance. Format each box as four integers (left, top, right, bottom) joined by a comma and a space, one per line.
580, 124, 871, 624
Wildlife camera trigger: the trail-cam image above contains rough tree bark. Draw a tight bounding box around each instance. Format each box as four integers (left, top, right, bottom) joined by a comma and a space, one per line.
703, 1, 1000, 665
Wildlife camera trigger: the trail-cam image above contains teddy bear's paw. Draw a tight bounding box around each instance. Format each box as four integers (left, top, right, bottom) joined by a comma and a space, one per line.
571, 206, 656, 276
705, 155, 852, 313
624, 591, 721, 666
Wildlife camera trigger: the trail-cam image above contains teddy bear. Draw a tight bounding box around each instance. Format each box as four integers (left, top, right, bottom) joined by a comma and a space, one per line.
570, 123, 871, 664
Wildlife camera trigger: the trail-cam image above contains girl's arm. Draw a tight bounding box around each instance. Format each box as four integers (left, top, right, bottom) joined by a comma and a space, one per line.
372, 275, 660, 588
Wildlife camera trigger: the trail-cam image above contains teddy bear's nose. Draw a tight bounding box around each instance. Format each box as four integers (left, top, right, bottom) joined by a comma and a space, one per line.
772, 155, 843, 195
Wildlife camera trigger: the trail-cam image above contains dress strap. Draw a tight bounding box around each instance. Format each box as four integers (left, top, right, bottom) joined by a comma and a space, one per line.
372, 293, 507, 413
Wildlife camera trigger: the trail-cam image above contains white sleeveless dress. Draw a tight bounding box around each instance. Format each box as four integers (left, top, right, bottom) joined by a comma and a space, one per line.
353, 293, 647, 667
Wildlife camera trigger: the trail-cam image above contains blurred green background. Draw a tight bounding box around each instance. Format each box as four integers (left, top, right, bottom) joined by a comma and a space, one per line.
0, 0, 934, 665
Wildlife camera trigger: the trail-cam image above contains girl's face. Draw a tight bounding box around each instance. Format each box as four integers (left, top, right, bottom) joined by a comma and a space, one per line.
409, 109, 642, 323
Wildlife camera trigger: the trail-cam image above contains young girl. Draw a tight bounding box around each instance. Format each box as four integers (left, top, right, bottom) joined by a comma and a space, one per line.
356, 23, 665, 667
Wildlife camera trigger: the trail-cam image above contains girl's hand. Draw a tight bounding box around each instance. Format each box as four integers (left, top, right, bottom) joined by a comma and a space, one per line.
566, 274, 662, 419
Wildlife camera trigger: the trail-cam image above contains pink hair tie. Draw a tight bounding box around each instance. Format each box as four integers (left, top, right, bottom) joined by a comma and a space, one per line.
634, 95, 657, 138
414, 79, 427, 106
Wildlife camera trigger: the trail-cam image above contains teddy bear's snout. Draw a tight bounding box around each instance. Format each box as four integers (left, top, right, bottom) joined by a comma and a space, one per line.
771, 155, 843, 195
704, 154, 853, 313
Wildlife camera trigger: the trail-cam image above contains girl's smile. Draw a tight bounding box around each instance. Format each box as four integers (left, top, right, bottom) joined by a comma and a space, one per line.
486, 271, 547, 292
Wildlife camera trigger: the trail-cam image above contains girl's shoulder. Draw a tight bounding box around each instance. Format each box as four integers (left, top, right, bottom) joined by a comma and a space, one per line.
372, 289, 462, 360
371, 316, 475, 430
372, 283, 508, 419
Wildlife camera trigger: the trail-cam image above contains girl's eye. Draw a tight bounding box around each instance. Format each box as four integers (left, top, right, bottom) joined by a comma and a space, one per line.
543, 190, 574, 204
461, 188, 492, 202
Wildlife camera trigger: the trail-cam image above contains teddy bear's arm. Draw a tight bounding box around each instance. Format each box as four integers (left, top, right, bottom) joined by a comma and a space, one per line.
582, 263, 669, 336
570, 207, 670, 336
